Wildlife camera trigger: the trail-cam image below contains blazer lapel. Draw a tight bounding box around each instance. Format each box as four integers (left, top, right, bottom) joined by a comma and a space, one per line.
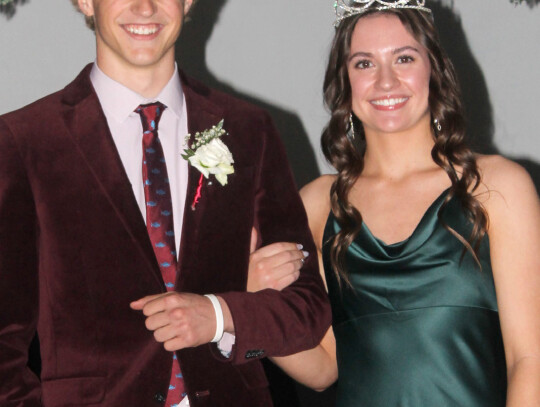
177, 73, 224, 279
60, 65, 164, 289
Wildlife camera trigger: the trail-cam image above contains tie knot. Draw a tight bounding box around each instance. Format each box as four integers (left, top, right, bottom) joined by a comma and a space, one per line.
136, 102, 166, 132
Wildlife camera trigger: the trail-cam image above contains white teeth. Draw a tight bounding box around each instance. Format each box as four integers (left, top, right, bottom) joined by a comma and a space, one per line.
126, 25, 158, 35
371, 97, 408, 107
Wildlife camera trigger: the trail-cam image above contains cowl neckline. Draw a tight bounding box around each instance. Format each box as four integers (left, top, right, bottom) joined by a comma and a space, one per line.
330, 187, 453, 261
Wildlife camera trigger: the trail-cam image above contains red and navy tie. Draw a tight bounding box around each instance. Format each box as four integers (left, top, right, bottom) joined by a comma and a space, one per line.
136, 102, 186, 406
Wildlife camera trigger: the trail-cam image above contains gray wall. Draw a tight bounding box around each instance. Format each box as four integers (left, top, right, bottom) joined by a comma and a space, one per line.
1, 0, 539, 186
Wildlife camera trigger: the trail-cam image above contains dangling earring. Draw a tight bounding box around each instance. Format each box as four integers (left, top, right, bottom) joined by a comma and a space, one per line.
347, 113, 355, 141
433, 118, 442, 132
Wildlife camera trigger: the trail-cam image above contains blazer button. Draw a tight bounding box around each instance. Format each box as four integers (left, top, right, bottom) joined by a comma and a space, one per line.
245, 349, 265, 359
153, 392, 166, 403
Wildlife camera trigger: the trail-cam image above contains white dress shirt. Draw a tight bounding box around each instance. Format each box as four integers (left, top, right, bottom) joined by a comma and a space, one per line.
90, 62, 189, 253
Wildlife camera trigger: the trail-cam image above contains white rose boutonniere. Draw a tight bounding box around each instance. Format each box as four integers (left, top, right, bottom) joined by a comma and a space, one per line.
182, 119, 234, 209
187, 137, 234, 186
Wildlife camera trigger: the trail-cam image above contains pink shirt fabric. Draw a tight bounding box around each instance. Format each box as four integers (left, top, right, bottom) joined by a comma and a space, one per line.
90, 63, 189, 254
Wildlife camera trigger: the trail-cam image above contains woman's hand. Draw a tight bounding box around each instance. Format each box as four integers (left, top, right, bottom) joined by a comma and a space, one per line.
247, 227, 308, 292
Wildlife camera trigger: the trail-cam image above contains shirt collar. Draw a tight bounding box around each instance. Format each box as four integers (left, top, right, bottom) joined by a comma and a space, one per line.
89, 62, 184, 123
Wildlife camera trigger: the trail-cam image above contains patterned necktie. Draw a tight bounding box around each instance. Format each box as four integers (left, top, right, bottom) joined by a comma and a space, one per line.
136, 102, 186, 406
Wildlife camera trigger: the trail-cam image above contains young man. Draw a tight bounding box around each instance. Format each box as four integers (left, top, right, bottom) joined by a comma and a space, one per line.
0, 0, 331, 406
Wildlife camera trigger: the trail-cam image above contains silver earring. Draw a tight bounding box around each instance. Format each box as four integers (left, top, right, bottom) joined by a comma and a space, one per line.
433, 118, 442, 132
348, 113, 355, 140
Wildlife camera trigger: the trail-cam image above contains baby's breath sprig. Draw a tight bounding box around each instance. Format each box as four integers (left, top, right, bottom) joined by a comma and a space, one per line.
181, 119, 234, 208
182, 119, 226, 159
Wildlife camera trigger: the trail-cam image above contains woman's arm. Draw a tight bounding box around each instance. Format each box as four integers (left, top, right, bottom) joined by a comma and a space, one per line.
249, 244, 338, 390
271, 325, 337, 391
247, 243, 338, 390
247, 176, 338, 390
479, 156, 540, 407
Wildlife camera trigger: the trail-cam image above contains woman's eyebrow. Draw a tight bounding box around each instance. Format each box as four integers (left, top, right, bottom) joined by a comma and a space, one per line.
393, 45, 420, 54
349, 46, 420, 62
348, 51, 372, 62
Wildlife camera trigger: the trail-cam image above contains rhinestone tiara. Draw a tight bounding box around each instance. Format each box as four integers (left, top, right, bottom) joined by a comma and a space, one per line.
334, 0, 432, 27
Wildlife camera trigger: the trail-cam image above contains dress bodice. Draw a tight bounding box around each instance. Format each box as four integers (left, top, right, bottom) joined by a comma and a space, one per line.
323, 190, 507, 406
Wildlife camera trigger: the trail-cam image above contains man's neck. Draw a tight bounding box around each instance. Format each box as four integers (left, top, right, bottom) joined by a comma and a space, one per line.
95, 55, 177, 99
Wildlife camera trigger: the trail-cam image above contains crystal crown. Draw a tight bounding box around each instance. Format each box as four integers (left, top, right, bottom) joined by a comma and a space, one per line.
334, 0, 432, 27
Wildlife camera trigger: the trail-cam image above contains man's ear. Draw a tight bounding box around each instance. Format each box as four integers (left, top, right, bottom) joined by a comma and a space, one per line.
77, 0, 95, 17
184, 0, 194, 16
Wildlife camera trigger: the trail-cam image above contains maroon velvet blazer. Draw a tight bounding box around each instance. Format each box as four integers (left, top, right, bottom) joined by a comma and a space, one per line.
0, 65, 331, 407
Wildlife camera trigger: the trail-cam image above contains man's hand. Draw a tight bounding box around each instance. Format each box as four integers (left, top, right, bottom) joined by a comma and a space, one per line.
130, 292, 229, 351
247, 227, 308, 292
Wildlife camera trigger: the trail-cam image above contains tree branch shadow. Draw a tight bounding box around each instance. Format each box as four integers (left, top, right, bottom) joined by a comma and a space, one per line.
511, 0, 540, 8
0, 0, 29, 19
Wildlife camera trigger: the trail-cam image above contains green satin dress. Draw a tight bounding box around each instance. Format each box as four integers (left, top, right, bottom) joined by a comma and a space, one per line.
323, 189, 507, 406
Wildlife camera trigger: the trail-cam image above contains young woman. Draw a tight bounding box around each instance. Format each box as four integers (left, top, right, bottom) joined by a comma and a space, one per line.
248, 2, 540, 405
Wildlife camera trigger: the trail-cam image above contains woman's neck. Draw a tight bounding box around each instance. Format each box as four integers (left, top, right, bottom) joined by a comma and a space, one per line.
361, 118, 438, 181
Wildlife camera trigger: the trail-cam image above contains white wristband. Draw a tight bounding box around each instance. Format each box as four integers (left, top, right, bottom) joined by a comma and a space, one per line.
204, 294, 225, 343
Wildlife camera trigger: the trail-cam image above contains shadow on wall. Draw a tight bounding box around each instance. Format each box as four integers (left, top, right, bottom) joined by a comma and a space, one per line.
433, 2, 540, 195
177, 3, 334, 407
433, 2, 496, 154
176, 0, 320, 189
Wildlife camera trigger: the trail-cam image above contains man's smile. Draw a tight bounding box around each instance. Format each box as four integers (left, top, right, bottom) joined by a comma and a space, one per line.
122, 23, 162, 37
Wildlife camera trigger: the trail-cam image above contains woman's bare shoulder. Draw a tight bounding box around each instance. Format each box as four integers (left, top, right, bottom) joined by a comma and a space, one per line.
476, 154, 538, 220
300, 174, 335, 198
300, 175, 336, 247
476, 154, 536, 199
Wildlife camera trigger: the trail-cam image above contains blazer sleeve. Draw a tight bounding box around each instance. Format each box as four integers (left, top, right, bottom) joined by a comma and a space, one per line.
218, 112, 332, 365
0, 118, 41, 405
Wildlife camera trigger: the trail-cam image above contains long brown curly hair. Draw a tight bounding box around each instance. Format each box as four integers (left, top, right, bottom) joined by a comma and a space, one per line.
321, 9, 488, 285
